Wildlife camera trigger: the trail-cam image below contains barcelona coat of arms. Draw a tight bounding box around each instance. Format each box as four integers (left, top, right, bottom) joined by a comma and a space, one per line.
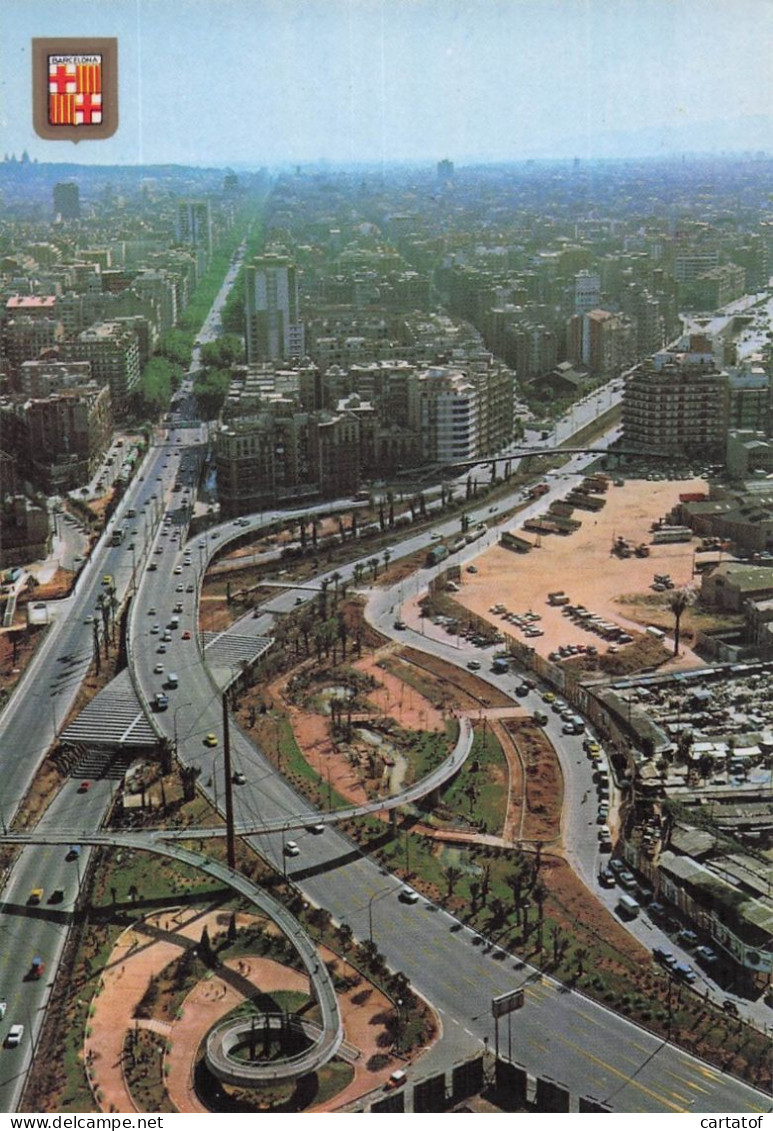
33, 38, 118, 142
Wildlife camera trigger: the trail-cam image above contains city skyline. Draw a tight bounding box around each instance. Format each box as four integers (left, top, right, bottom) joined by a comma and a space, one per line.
3, 0, 773, 168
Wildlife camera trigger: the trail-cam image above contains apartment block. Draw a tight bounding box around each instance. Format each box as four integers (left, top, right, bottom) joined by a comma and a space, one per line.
68, 321, 141, 414
245, 254, 305, 363
622, 361, 730, 459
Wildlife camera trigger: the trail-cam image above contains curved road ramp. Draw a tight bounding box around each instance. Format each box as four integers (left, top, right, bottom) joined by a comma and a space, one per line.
206, 1012, 333, 1086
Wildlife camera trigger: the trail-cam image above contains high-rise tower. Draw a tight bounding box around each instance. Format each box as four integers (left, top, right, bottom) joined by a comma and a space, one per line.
244, 254, 305, 362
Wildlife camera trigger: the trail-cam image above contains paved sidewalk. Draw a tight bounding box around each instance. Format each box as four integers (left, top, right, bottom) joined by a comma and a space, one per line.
85, 908, 427, 1113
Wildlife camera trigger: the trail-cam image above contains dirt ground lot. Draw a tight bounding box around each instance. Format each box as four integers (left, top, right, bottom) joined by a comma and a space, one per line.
421, 476, 709, 668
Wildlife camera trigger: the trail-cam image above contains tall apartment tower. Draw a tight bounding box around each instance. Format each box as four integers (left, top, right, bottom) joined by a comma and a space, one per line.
53, 182, 80, 220
245, 254, 305, 363
573, 270, 601, 315
175, 200, 212, 254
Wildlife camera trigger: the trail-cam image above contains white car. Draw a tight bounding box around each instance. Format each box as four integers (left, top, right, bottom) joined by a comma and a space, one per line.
284, 841, 300, 857
400, 886, 420, 904
0, 1000, 6, 1019
6, 1025, 23, 1047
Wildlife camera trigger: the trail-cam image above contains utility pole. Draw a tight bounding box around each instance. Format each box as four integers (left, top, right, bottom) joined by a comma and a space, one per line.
222, 690, 236, 869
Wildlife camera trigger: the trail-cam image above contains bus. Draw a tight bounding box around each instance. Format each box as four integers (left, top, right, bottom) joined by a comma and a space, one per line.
110, 524, 127, 547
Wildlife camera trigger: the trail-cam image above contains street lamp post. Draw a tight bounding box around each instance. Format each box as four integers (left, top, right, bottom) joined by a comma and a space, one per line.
222, 689, 236, 869
173, 702, 192, 753
367, 884, 395, 945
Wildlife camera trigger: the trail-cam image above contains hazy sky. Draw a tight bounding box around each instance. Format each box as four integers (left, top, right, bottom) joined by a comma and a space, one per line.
3, 0, 773, 166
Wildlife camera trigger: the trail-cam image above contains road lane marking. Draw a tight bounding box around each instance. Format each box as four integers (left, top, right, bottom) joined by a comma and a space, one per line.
555, 1033, 686, 1112
571, 1009, 605, 1029
662, 1069, 711, 1093
696, 1066, 721, 1081
528, 1038, 548, 1053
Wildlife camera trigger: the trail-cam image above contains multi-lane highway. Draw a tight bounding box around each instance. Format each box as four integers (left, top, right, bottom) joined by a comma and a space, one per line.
0, 258, 769, 1112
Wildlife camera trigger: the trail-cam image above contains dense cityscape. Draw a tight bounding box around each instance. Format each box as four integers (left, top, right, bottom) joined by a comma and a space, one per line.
0, 149, 772, 1116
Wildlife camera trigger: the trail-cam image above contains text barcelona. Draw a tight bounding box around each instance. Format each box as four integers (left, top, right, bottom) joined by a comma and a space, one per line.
48, 55, 102, 127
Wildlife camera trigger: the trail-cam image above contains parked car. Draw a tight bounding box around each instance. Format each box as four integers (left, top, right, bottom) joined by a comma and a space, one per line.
653, 947, 677, 969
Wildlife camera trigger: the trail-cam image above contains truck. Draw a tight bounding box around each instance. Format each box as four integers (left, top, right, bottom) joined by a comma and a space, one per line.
425, 544, 449, 566
110, 523, 127, 547
527, 482, 550, 500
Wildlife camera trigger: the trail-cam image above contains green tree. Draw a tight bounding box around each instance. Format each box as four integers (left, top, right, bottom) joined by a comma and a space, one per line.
193, 368, 230, 419
157, 328, 192, 367
199, 334, 244, 369
666, 586, 694, 656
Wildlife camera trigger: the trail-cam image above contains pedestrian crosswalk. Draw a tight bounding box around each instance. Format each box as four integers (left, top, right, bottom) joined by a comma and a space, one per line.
60, 668, 157, 749
201, 631, 273, 689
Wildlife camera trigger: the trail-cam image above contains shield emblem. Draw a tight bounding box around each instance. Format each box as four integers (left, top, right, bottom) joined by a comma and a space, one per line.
33, 38, 118, 142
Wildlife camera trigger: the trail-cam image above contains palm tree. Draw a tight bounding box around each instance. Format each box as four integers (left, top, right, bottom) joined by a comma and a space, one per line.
444, 865, 462, 898
92, 619, 101, 675
666, 586, 694, 656
368, 557, 379, 580
337, 922, 353, 951
507, 862, 529, 925
532, 879, 548, 953
551, 923, 563, 965
488, 896, 508, 931
352, 562, 364, 586
480, 863, 491, 907
383, 548, 392, 572
318, 577, 330, 618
